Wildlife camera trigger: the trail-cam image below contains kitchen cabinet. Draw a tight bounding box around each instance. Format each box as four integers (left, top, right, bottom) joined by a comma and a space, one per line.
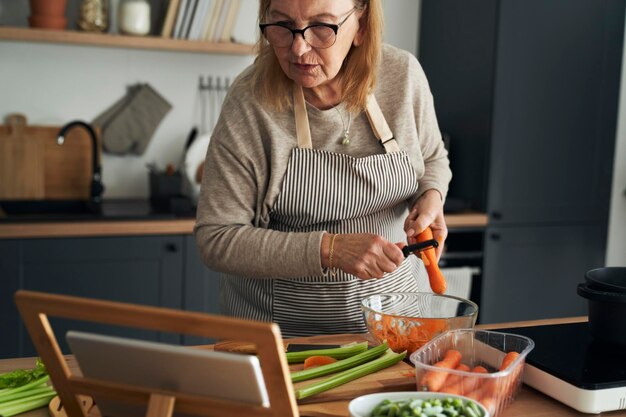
482, 225, 604, 323
0, 234, 219, 358
419, 0, 624, 323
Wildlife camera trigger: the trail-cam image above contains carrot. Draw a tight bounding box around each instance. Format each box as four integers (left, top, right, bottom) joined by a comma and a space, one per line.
474, 352, 522, 414
444, 365, 488, 396
490, 352, 524, 407
420, 349, 462, 392
416, 227, 447, 294
438, 363, 470, 394
303, 355, 337, 370
499, 351, 520, 370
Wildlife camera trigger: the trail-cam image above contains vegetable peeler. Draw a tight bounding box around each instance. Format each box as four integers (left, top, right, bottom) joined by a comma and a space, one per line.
402, 239, 439, 258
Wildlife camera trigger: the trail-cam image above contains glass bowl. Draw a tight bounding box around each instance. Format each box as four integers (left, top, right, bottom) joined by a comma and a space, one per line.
361, 292, 478, 355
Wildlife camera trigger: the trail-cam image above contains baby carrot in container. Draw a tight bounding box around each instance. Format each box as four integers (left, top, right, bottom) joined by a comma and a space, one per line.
420, 349, 462, 391
438, 363, 470, 395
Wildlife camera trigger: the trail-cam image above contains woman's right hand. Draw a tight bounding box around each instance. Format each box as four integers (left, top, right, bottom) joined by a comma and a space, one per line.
321, 233, 405, 280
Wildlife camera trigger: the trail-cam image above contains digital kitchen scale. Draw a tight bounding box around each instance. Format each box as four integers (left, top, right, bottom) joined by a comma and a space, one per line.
496, 322, 626, 414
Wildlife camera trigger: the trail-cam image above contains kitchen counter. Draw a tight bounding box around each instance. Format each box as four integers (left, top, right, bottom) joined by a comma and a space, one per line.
0, 199, 194, 238
1, 317, 623, 417
0, 200, 488, 239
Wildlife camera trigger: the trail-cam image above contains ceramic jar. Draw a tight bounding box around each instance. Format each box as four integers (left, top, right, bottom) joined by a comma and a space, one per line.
118, 0, 151, 36
78, 0, 109, 33
29, 0, 68, 30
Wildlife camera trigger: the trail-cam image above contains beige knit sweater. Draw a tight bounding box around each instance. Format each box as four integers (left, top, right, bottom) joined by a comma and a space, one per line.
195, 44, 452, 278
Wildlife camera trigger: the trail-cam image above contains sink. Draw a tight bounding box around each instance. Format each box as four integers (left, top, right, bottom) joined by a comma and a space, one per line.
0, 200, 102, 216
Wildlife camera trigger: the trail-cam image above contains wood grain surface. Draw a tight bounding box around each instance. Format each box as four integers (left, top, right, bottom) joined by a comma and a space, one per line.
0, 115, 100, 200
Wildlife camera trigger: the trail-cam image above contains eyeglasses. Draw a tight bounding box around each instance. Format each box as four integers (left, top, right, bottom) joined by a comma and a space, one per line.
259, 7, 357, 49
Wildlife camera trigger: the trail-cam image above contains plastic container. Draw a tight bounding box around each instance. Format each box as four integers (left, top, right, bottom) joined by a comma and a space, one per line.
410, 329, 534, 417
361, 293, 478, 355
584, 267, 626, 293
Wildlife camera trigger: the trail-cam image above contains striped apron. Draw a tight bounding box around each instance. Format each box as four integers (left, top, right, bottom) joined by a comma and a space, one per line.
220, 85, 427, 337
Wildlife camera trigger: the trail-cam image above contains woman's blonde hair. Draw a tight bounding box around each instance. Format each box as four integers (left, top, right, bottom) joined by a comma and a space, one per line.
252, 0, 383, 113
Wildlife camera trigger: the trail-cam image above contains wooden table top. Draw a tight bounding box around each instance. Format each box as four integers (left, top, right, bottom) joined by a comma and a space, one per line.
1, 316, 623, 417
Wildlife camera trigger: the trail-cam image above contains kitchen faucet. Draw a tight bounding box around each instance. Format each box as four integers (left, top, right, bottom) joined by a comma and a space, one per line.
57, 121, 105, 205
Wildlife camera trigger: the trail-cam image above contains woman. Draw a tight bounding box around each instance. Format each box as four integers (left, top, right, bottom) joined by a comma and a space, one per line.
195, 0, 451, 336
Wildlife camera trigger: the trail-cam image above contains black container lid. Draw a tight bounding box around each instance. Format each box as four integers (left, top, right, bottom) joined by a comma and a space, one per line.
585, 267, 626, 294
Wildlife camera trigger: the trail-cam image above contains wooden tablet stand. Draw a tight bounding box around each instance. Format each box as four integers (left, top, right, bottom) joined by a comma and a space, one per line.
14, 290, 300, 417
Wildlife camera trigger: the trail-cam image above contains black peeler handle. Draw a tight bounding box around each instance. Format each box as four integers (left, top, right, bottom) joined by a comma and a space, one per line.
402, 239, 439, 258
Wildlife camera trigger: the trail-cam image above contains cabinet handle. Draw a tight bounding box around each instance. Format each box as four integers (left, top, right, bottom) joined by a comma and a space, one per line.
489, 233, 501, 241
165, 243, 178, 253
490, 211, 502, 220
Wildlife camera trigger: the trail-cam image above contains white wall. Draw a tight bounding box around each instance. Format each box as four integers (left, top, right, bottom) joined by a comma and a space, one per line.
605, 10, 626, 267
0, 0, 420, 198
382, 0, 420, 56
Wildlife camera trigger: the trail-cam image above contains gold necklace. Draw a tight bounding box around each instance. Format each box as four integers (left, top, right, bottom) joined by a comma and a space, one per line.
334, 106, 352, 145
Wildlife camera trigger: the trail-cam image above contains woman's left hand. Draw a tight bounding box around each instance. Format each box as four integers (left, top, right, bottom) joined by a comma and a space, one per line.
404, 189, 448, 261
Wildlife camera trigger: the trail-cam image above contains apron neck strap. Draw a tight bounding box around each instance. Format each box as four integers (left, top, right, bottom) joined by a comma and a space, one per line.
293, 84, 313, 149
293, 84, 400, 153
364, 94, 400, 153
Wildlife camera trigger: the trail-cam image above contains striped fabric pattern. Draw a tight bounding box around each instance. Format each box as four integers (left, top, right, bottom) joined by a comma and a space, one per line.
220, 147, 427, 337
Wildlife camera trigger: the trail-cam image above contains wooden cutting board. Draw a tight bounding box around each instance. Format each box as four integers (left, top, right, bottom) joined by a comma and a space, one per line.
0, 114, 100, 200
214, 333, 417, 406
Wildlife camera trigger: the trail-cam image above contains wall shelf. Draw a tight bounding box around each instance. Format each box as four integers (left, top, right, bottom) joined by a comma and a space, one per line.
0, 26, 255, 55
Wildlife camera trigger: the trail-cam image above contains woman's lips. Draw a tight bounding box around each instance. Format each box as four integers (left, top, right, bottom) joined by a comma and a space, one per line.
293, 63, 317, 72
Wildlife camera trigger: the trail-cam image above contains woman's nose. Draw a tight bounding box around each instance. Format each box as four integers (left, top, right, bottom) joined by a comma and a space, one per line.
290, 33, 311, 56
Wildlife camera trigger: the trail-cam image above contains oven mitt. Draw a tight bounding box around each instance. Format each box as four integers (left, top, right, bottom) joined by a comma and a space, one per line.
93, 83, 172, 155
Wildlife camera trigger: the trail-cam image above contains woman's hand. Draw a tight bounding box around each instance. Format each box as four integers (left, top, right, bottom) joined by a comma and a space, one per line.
321, 233, 405, 280
404, 189, 448, 260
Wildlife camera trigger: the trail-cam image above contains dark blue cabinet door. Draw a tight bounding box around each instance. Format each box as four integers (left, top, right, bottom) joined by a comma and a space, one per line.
182, 235, 220, 345
0, 240, 21, 359
487, 0, 623, 225
1, 235, 184, 358
481, 225, 605, 324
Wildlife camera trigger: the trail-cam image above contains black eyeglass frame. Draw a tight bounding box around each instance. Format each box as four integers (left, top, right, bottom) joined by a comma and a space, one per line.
259, 7, 358, 49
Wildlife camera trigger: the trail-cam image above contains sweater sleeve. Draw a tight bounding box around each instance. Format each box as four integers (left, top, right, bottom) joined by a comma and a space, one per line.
193, 80, 326, 279
409, 55, 452, 202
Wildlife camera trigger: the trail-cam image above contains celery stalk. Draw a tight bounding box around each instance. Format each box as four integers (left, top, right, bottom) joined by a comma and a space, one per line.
0, 358, 47, 389
0, 385, 55, 403
0, 359, 56, 417
0, 376, 49, 402
0, 393, 57, 417
291, 342, 388, 382
295, 348, 406, 400
285, 341, 369, 364
0, 389, 57, 408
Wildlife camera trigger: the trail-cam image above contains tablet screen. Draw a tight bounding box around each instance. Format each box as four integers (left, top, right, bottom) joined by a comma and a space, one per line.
67, 331, 269, 417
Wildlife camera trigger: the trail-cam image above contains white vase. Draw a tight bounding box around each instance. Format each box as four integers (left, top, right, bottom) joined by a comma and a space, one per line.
118, 0, 150, 36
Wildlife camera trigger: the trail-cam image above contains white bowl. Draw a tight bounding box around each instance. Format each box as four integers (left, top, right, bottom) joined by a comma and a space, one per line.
349, 391, 490, 417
